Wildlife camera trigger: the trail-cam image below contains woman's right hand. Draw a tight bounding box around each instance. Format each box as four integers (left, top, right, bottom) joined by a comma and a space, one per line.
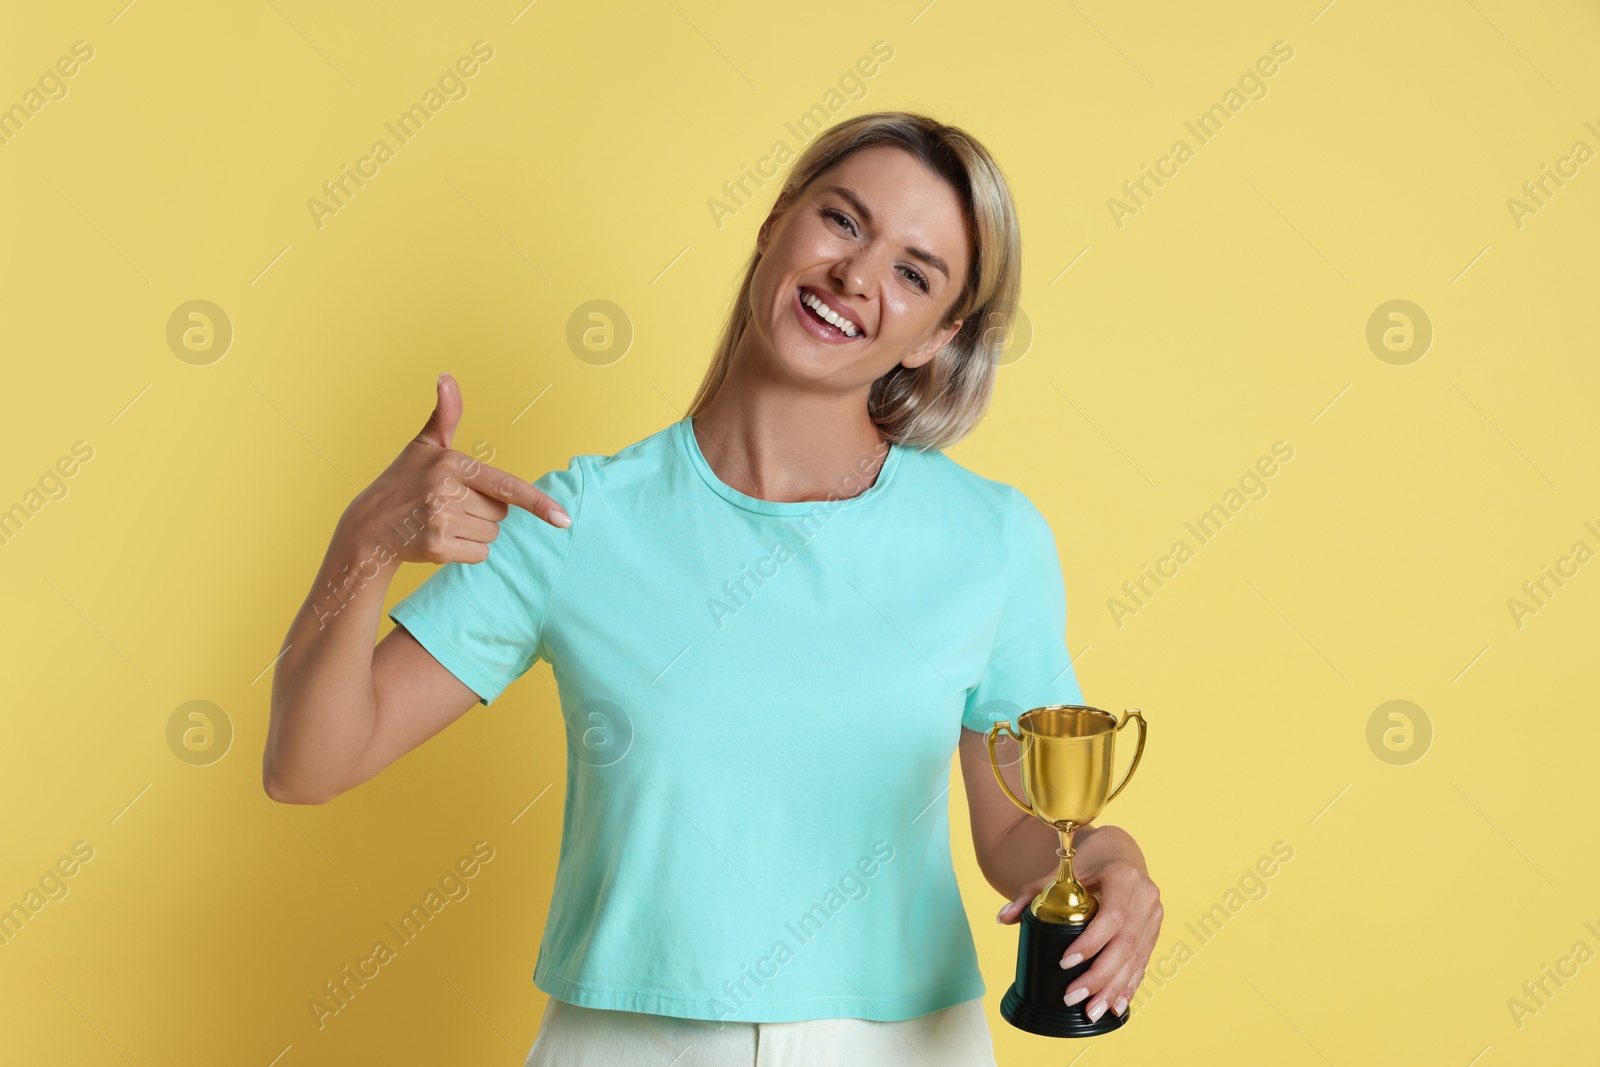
339, 372, 572, 566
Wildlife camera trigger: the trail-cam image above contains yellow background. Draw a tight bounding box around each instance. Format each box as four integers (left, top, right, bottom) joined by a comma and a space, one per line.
3, 0, 1597, 1063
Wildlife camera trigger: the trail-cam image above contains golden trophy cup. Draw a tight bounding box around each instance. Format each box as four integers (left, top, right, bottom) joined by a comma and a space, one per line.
986, 704, 1148, 1037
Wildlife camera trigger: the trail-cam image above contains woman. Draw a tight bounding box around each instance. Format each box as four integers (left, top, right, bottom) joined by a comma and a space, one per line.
262, 111, 1161, 1066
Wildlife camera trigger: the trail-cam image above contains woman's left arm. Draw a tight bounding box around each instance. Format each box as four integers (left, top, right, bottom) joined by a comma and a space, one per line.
958, 727, 1163, 1023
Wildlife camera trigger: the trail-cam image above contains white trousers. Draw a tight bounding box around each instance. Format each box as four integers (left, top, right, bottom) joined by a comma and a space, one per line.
523, 995, 1000, 1067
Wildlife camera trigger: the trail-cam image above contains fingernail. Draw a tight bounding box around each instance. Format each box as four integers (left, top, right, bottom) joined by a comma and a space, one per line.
1113, 997, 1128, 1016
1059, 952, 1083, 970
1064, 987, 1089, 1006
1086, 1000, 1106, 1022
552, 510, 572, 528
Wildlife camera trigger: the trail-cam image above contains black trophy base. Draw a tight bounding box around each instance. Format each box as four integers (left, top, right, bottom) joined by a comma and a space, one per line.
999, 906, 1129, 1038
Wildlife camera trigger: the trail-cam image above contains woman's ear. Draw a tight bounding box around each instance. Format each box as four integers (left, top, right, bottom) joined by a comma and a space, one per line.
756, 208, 782, 256
903, 318, 964, 370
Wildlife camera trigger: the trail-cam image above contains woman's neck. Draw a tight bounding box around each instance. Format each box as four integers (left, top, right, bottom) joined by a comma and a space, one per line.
691, 389, 890, 505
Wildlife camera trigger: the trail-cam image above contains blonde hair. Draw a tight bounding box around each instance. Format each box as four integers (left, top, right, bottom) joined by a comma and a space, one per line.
685, 111, 1022, 453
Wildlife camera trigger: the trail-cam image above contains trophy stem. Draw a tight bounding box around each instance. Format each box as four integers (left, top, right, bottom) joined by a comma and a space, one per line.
1029, 823, 1098, 925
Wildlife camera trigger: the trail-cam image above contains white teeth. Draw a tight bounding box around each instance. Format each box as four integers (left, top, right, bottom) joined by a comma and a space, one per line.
801, 290, 859, 337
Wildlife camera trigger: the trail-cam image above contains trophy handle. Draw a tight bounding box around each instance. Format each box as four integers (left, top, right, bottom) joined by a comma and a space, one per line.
1103, 709, 1148, 806
985, 721, 1034, 817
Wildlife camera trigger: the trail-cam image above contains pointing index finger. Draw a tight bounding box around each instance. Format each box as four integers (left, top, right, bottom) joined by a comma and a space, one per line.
454, 455, 571, 528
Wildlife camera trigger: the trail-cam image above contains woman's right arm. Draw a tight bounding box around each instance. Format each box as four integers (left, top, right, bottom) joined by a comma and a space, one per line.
261, 374, 571, 805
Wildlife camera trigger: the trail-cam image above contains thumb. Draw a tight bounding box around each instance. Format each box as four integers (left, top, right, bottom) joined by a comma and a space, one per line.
417, 372, 462, 449
997, 885, 1038, 925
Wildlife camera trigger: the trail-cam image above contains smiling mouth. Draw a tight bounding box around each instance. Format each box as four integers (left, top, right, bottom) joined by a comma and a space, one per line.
796, 287, 863, 340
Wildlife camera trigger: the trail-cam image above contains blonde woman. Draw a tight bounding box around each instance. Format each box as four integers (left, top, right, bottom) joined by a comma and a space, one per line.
263, 111, 1161, 1066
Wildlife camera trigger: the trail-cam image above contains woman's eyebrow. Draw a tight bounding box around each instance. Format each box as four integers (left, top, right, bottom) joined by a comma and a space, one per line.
822, 184, 950, 282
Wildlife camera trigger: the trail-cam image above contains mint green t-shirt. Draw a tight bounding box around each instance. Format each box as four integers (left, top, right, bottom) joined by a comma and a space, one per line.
387, 416, 1085, 1023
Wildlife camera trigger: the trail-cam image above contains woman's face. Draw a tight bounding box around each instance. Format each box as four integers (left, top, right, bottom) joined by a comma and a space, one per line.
748, 145, 972, 392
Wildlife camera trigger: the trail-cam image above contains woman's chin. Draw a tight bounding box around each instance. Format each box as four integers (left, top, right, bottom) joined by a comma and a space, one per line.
770, 338, 859, 382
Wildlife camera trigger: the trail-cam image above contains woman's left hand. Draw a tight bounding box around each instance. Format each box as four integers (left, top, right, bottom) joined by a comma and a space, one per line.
996, 825, 1162, 1024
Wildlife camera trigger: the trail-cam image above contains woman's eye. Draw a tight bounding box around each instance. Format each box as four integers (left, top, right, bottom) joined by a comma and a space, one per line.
900, 266, 930, 292
823, 207, 856, 235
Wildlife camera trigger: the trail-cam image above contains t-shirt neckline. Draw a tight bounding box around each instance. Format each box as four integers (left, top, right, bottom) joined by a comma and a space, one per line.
676, 416, 903, 516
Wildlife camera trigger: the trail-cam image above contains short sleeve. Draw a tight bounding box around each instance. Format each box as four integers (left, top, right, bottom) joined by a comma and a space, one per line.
960, 486, 1086, 733
386, 456, 584, 707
